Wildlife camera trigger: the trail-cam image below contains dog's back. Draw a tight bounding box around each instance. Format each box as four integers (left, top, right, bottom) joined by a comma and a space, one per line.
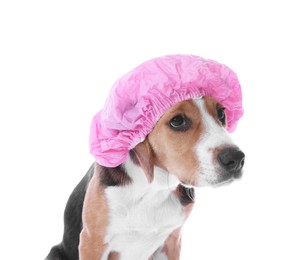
46, 165, 94, 260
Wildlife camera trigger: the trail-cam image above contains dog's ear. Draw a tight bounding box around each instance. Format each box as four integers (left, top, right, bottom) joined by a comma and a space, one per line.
131, 140, 154, 183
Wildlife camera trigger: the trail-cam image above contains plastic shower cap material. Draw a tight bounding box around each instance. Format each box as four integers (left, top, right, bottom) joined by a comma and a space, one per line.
90, 54, 243, 167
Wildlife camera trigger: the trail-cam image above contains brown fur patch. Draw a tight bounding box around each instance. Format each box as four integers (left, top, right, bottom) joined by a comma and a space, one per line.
204, 96, 225, 126
147, 100, 203, 186
161, 228, 182, 259
108, 251, 120, 260
131, 140, 155, 183
79, 164, 109, 260
204, 96, 218, 118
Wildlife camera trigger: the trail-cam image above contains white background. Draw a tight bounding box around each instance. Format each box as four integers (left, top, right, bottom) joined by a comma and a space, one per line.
1, 0, 303, 259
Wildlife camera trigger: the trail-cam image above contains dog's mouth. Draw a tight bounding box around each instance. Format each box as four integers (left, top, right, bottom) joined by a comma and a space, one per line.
196, 167, 243, 187
232, 169, 243, 179
212, 178, 234, 187
212, 169, 243, 187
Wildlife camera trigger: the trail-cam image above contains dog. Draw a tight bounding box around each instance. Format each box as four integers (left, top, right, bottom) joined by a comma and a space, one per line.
46, 96, 245, 260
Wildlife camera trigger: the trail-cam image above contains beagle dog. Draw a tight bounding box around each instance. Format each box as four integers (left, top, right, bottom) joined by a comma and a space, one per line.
46, 96, 245, 260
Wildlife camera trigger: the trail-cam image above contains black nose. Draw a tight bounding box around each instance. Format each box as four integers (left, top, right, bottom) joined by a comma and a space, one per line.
217, 148, 245, 173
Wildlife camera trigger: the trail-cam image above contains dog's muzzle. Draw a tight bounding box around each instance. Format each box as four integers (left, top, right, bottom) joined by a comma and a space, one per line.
217, 147, 245, 179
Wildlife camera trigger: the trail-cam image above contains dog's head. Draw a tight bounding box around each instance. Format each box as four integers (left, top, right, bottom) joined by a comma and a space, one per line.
90, 55, 244, 186
133, 96, 245, 187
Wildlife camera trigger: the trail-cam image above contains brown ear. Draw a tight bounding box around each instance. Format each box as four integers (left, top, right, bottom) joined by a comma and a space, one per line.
132, 140, 154, 183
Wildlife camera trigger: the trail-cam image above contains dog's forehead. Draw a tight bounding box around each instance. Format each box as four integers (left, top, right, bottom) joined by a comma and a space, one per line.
160, 97, 218, 121
162, 99, 201, 118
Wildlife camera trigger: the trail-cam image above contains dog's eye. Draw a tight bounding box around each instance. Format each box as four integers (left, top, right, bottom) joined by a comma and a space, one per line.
217, 107, 226, 125
169, 115, 191, 131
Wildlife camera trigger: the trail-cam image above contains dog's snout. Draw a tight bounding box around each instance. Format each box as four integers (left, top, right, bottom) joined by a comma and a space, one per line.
217, 148, 245, 173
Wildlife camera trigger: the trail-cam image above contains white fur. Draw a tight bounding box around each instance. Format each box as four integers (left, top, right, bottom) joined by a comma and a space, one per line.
153, 249, 169, 260
194, 98, 235, 186
102, 159, 184, 259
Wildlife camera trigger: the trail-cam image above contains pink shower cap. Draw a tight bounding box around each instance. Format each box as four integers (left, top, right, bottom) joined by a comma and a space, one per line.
90, 55, 243, 167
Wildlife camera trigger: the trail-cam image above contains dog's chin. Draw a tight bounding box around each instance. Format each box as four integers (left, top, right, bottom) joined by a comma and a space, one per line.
212, 171, 243, 188
196, 170, 243, 188
211, 177, 235, 187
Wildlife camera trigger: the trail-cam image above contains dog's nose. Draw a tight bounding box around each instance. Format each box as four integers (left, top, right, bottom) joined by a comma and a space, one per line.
217, 148, 245, 173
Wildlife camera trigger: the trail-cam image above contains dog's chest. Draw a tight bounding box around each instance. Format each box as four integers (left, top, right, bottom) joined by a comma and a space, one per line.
103, 184, 185, 259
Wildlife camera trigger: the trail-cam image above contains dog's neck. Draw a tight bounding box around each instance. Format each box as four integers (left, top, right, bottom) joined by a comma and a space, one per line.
123, 156, 180, 198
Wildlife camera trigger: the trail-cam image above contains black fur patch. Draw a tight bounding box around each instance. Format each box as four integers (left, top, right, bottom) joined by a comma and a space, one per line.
176, 184, 195, 206
46, 243, 67, 260
46, 164, 95, 260
100, 165, 132, 187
